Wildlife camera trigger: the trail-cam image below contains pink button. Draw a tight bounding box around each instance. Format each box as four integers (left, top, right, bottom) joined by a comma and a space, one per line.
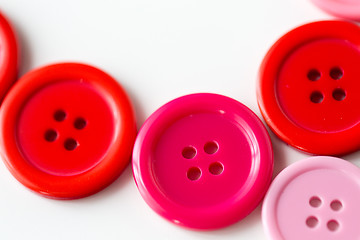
262, 156, 360, 240
311, 0, 360, 21
132, 93, 273, 229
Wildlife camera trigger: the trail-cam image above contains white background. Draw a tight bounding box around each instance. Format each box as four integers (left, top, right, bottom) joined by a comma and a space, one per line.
1, 1, 359, 239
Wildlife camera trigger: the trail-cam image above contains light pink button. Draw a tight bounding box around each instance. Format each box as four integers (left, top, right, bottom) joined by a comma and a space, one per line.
133, 93, 273, 229
262, 156, 360, 240
311, 0, 360, 21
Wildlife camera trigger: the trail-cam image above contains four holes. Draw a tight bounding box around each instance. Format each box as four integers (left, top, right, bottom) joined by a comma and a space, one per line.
308, 67, 346, 103
307, 196, 343, 232
184, 141, 223, 181
44, 110, 87, 151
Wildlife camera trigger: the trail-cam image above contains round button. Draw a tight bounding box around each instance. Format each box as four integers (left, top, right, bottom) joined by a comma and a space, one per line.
0, 11, 18, 103
262, 156, 360, 240
132, 93, 273, 229
311, 0, 360, 21
257, 21, 360, 155
0, 63, 137, 199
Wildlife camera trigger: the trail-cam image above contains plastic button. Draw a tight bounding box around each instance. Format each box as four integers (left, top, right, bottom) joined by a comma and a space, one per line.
262, 156, 360, 240
311, 0, 360, 21
0, 11, 18, 103
132, 93, 273, 229
0, 63, 136, 199
258, 21, 360, 155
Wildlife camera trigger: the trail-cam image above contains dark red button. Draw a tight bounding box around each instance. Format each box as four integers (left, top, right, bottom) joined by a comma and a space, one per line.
0, 63, 136, 199
258, 21, 360, 155
0, 11, 18, 103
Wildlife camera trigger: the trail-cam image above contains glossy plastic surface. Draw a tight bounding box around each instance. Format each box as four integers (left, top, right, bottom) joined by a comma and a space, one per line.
262, 156, 360, 240
0, 63, 137, 199
133, 93, 273, 229
0, 11, 18, 103
257, 21, 360, 155
311, 0, 360, 21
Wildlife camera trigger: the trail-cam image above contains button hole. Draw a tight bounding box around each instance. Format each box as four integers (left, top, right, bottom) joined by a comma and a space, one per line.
182, 146, 197, 159
209, 162, 224, 175
64, 138, 78, 151
332, 88, 346, 101
74, 117, 87, 130
44, 129, 58, 142
310, 91, 324, 104
330, 67, 344, 80
307, 69, 321, 81
330, 200, 343, 211
187, 167, 201, 181
327, 220, 340, 232
306, 216, 319, 228
54, 110, 66, 122
309, 196, 322, 208
204, 141, 219, 154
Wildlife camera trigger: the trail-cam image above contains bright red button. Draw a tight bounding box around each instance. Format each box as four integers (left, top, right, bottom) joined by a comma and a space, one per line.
311, 0, 360, 21
133, 93, 273, 229
262, 156, 360, 240
258, 21, 360, 155
0, 11, 18, 103
0, 63, 136, 199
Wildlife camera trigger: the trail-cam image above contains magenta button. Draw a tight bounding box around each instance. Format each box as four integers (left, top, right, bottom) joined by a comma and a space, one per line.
133, 93, 273, 229
262, 156, 360, 240
311, 0, 360, 21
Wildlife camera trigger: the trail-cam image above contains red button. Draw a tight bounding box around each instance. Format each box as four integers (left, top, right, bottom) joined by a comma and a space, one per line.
0, 63, 136, 199
258, 21, 360, 155
0, 11, 18, 103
